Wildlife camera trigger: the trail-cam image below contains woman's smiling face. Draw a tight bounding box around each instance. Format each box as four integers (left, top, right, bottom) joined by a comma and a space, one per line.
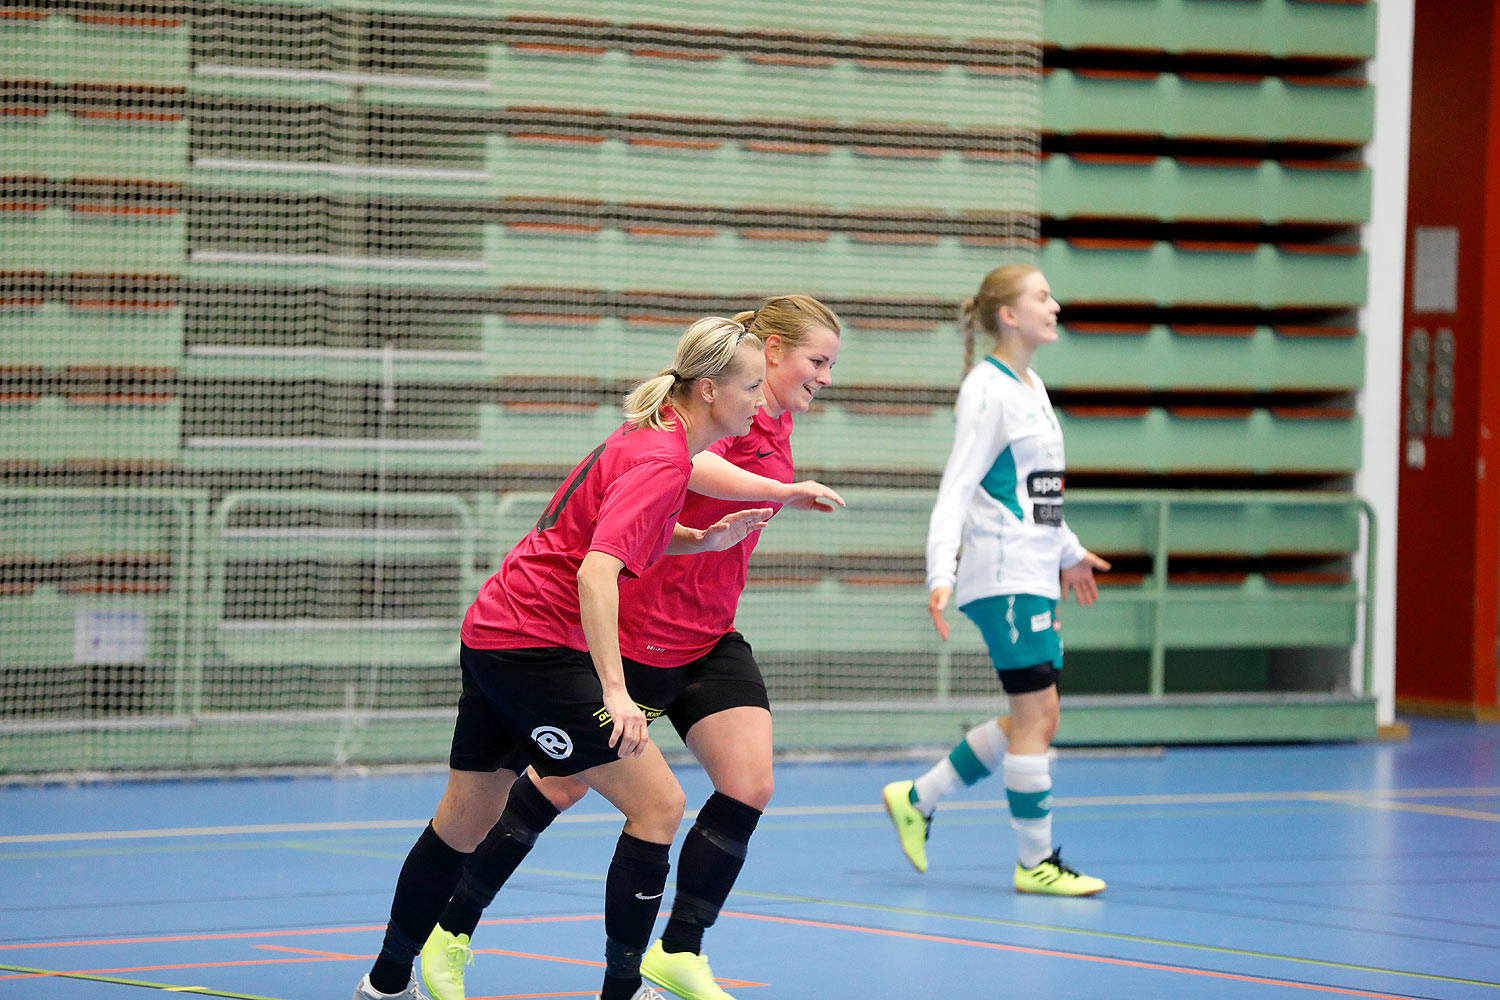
764, 325, 840, 417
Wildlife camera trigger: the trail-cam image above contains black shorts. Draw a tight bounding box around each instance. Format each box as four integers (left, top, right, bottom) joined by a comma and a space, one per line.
450, 644, 688, 777
665, 631, 771, 740
997, 661, 1061, 696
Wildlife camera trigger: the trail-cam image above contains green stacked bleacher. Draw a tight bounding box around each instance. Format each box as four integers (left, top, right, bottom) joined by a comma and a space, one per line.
0, 0, 1377, 774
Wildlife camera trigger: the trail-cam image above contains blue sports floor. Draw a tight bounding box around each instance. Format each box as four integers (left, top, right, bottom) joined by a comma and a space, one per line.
2, 718, 1497, 1000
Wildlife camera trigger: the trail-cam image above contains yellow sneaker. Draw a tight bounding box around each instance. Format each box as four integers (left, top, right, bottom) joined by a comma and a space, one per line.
640, 940, 735, 1000
881, 780, 932, 873
419, 925, 472, 1000
1014, 849, 1105, 896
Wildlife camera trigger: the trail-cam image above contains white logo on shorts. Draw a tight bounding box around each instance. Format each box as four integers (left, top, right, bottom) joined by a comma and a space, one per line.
531, 726, 574, 760
1030, 610, 1052, 633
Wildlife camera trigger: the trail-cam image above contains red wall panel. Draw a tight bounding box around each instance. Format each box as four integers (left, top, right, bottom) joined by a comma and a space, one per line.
1397, 0, 1500, 711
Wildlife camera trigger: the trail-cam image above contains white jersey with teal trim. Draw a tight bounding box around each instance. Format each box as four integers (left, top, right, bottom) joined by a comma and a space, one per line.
926, 355, 1088, 607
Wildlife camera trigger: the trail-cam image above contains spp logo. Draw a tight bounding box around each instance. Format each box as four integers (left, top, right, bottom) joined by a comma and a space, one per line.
1027, 472, 1065, 496
531, 726, 574, 760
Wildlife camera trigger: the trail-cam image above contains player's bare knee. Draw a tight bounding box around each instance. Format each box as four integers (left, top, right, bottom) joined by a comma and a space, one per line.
632, 784, 686, 842
716, 769, 773, 811
535, 773, 589, 812
433, 797, 500, 853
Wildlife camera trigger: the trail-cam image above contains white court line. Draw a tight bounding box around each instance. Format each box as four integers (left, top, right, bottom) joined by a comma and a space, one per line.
4, 787, 1496, 845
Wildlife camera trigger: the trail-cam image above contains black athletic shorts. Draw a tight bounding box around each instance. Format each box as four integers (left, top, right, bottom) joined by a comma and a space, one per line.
665, 631, 771, 740
997, 661, 1061, 696
450, 644, 689, 777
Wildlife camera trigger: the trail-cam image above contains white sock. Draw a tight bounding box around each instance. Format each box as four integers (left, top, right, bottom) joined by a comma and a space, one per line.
1003, 752, 1053, 868
911, 758, 959, 816
913, 719, 1009, 815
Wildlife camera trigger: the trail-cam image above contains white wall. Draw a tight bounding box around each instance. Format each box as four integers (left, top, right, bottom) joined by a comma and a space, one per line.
1356, 0, 1416, 725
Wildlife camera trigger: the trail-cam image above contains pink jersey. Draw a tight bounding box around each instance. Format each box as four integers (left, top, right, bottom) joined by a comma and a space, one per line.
462, 417, 692, 652
618, 409, 794, 666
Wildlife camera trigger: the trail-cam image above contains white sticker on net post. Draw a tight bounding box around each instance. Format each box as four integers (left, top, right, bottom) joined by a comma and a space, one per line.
74, 609, 149, 664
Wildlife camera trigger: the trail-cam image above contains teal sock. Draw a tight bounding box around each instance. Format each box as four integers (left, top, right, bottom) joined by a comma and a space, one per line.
913, 719, 1008, 813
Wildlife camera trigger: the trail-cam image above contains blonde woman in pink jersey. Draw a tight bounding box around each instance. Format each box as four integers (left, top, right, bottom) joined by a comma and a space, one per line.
418, 296, 845, 1000
353, 317, 774, 1000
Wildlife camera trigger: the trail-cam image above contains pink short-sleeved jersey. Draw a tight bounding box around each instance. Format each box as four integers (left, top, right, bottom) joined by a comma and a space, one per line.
462, 416, 692, 652
618, 409, 794, 666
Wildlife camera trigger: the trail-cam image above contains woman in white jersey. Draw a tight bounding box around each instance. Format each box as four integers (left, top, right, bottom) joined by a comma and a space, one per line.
881, 264, 1111, 896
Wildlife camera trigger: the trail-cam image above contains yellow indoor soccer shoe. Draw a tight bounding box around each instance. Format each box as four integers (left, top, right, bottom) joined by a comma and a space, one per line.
881, 780, 932, 873
640, 940, 737, 1000
1014, 848, 1106, 896
419, 925, 473, 1000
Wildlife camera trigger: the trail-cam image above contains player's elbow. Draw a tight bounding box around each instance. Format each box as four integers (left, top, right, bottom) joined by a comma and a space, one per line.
575, 553, 618, 598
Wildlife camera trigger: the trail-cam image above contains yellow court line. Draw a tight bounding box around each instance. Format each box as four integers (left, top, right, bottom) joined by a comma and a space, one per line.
3, 787, 1496, 845
1305, 792, 1500, 822
0, 961, 290, 998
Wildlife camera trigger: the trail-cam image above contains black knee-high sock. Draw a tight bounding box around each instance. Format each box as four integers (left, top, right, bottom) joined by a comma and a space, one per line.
437, 771, 560, 938
661, 792, 761, 956
369, 822, 467, 995
601, 832, 670, 1000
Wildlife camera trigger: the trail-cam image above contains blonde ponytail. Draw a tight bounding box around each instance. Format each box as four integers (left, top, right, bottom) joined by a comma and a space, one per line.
958, 296, 981, 373
621, 370, 680, 427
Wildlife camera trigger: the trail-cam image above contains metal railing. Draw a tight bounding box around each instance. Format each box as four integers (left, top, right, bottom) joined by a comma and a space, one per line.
0, 487, 1375, 770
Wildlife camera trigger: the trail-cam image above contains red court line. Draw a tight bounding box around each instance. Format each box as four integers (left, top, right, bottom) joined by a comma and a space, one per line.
721, 911, 1423, 1000
254, 945, 362, 959
0, 914, 601, 951
476, 947, 604, 969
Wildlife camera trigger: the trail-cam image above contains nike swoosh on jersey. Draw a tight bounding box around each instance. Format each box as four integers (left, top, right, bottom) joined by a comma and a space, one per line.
755, 450, 774, 458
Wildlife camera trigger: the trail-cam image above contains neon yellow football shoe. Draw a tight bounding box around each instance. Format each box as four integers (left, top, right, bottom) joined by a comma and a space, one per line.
640, 940, 735, 1000
1014, 849, 1105, 896
881, 780, 932, 873
419, 925, 472, 1000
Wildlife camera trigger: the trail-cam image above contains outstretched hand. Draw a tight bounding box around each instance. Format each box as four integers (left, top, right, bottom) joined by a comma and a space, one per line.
699, 507, 773, 551
781, 480, 845, 512
1060, 551, 1111, 607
